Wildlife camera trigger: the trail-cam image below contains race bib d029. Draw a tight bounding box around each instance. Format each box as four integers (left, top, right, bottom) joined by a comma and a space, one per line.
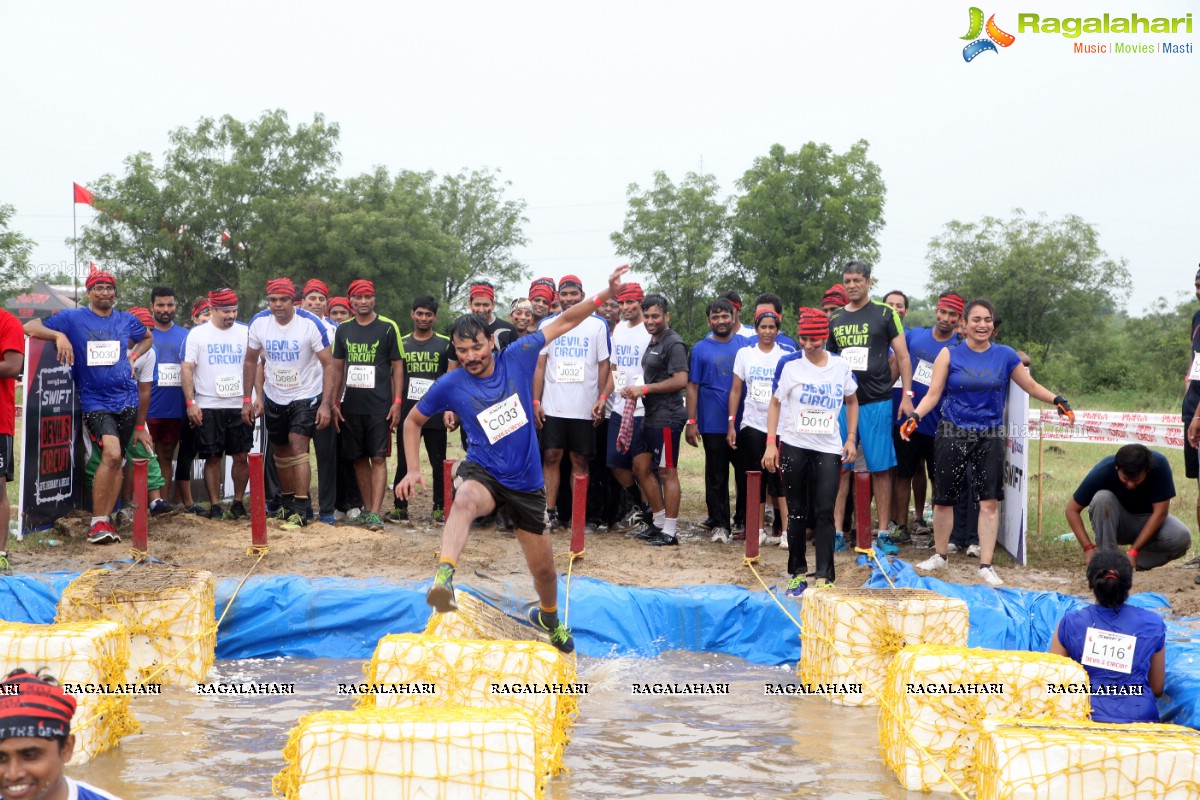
841, 347, 868, 372
157, 362, 182, 387
1081, 627, 1136, 675
477, 393, 528, 445
214, 374, 242, 398
273, 366, 300, 389
914, 359, 934, 386
555, 360, 584, 383
796, 408, 837, 436
407, 377, 433, 401
87, 340, 121, 367
347, 364, 375, 390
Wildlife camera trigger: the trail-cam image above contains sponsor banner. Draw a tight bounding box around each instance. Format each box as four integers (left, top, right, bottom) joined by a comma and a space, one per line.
1000, 382, 1028, 565
1033, 411, 1183, 450
18, 338, 86, 533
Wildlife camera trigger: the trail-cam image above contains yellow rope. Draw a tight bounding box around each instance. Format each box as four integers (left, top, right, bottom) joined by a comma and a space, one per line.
742, 557, 971, 800
855, 546, 897, 589
129, 548, 150, 564
563, 551, 583, 628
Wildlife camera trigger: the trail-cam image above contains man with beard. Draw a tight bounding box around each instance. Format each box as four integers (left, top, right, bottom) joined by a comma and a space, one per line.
145, 287, 186, 508
302, 279, 341, 525
528, 277, 555, 325
602, 282, 653, 533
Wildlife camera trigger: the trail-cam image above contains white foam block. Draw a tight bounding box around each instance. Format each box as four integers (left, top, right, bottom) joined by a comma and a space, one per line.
800, 587, 969, 706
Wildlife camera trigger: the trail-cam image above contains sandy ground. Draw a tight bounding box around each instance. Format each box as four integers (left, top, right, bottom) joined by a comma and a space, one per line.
15, 497, 1200, 619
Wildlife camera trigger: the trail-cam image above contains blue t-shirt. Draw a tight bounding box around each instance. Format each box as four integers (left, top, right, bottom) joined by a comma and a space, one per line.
43, 307, 146, 413
1056, 603, 1165, 723
417, 331, 546, 492
148, 323, 188, 419
902, 327, 960, 436
689, 336, 745, 434
941, 343, 1022, 431
772, 349, 805, 392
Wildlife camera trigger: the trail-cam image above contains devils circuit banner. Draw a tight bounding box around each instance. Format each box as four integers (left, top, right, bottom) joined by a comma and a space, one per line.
18, 337, 86, 534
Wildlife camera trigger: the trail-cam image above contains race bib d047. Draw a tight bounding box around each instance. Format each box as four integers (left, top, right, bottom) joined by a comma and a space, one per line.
87, 340, 121, 367
157, 362, 182, 387
477, 393, 529, 445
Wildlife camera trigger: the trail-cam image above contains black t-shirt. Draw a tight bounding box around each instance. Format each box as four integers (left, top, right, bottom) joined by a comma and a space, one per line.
642, 328, 688, 427
1073, 452, 1175, 515
401, 332, 453, 429
827, 301, 904, 404
332, 316, 403, 416
1183, 309, 1200, 421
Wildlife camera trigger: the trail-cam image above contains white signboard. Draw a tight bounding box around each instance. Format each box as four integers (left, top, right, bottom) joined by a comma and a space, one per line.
999, 381, 1029, 565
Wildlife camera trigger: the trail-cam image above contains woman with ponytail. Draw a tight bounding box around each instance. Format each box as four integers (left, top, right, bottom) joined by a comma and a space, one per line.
1050, 549, 1166, 723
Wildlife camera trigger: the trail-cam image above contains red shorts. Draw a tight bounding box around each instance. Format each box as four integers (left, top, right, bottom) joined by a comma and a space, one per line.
147, 418, 184, 447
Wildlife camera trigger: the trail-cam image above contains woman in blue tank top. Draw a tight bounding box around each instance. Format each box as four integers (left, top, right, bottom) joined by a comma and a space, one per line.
1051, 549, 1165, 723
900, 299, 1074, 586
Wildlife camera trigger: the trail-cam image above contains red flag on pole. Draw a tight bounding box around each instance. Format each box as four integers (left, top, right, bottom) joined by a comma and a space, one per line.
73, 183, 94, 205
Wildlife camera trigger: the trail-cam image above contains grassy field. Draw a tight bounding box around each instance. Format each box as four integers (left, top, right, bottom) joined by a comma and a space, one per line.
9, 391, 1197, 566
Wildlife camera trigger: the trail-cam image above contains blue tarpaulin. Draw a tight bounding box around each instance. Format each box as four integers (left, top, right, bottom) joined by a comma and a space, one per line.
1, 565, 1197, 727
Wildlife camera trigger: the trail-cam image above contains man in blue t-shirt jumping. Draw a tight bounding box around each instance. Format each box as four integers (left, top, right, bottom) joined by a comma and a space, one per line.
24, 267, 153, 544
397, 264, 631, 654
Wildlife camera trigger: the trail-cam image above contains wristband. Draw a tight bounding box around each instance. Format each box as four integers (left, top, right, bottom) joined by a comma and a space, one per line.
591, 294, 603, 307
532, 399, 540, 405
598, 394, 607, 400
135, 425, 146, 431
393, 397, 402, 404
686, 419, 696, 426
186, 400, 195, 407
904, 390, 914, 397
727, 415, 735, 422
1082, 543, 1096, 552
1128, 548, 1139, 558
243, 397, 252, 403
642, 385, 649, 396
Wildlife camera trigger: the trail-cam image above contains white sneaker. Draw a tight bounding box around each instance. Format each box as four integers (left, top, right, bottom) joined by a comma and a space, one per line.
979, 565, 1004, 586
711, 528, 730, 543
764, 532, 782, 546
333, 510, 347, 522
346, 508, 362, 521
946, 543, 960, 554
916, 553, 947, 571
966, 544, 981, 558
779, 536, 788, 549
758, 529, 767, 544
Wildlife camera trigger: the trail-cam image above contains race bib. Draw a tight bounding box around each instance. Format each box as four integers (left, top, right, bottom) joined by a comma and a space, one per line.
157, 362, 182, 387
841, 347, 869, 372
614, 370, 643, 390
1081, 627, 1136, 675
1189, 352, 1200, 382
750, 380, 772, 405
215, 374, 242, 398
347, 364, 375, 389
555, 360, 584, 383
407, 377, 433, 401
273, 366, 300, 389
477, 393, 528, 445
796, 408, 837, 436
87, 340, 121, 367
914, 358, 935, 386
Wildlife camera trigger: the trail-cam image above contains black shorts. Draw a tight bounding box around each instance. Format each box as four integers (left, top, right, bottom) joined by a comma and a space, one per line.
264, 396, 319, 446
737, 426, 782, 497
453, 459, 547, 534
0, 434, 12, 482
640, 421, 684, 470
1185, 420, 1198, 480
340, 414, 392, 460
196, 408, 254, 458
84, 408, 137, 458
932, 420, 1006, 505
540, 416, 595, 457
896, 429, 935, 480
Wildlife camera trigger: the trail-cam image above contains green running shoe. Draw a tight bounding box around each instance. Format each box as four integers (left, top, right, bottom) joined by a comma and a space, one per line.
527, 608, 575, 654
426, 564, 457, 612
364, 512, 384, 532
785, 575, 808, 598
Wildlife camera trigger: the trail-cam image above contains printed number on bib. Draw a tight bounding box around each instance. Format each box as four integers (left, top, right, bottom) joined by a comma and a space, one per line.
555, 360, 584, 383
87, 340, 120, 367
750, 380, 772, 405
346, 364, 375, 389
273, 367, 300, 389
913, 359, 934, 386
477, 394, 528, 445
157, 362, 182, 387
407, 377, 433, 401
614, 371, 643, 391
214, 375, 242, 398
796, 408, 837, 436
1081, 627, 1136, 675
841, 347, 868, 371
1189, 352, 1200, 382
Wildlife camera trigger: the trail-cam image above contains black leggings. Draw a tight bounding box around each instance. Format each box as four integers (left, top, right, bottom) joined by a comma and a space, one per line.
780, 442, 840, 582
394, 426, 448, 509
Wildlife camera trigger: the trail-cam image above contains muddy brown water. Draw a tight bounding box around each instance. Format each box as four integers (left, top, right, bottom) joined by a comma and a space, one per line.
69, 653, 918, 799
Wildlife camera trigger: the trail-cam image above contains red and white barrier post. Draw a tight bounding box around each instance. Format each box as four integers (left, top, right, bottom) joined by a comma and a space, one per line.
131, 458, 149, 553
854, 469, 873, 551
443, 459, 456, 519
248, 453, 268, 550
570, 473, 587, 556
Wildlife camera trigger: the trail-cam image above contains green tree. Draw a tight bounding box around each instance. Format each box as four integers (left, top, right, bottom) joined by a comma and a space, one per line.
925, 211, 1131, 362
0, 203, 35, 300
611, 171, 729, 339
731, 141, 886, 306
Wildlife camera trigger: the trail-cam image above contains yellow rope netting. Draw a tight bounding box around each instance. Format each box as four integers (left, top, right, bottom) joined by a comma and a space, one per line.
0, 620, 141, 765
56, 566, 217, 686
356, 633, 578, 792
976, 717, 1200, 800
879, 645, 1092, 796
799, 587, 969, 707
274, 706, 543, 800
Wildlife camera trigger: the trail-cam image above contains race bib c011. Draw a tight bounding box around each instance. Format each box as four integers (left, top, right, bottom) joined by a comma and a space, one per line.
346, 364, 375, 389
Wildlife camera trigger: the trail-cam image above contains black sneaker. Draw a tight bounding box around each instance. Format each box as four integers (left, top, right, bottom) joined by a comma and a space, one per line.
150, 500, 180, 516
646, 531, 679, 546
527, 608, 575, 654
585, 519, 602, 533
206, 504, 223, 520
226, 501, 248, 521
698, 518, 718, 531
609, 507, 642, 533
628, 523, 663, 541
546, 509, 562, 530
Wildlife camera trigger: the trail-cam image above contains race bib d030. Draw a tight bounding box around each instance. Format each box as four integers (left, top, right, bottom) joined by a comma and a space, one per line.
87, 340, 121, 367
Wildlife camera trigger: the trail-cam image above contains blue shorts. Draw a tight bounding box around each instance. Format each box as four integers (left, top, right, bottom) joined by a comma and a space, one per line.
606, 413, 647, 469
838, 399, 896, 473
640, 422, 683, 470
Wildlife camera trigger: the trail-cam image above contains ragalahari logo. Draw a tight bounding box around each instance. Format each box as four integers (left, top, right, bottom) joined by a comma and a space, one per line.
962, 7, 1016, 61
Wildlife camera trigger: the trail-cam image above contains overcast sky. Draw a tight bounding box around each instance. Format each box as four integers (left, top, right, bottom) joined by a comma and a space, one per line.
2, 0, 1195, 313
